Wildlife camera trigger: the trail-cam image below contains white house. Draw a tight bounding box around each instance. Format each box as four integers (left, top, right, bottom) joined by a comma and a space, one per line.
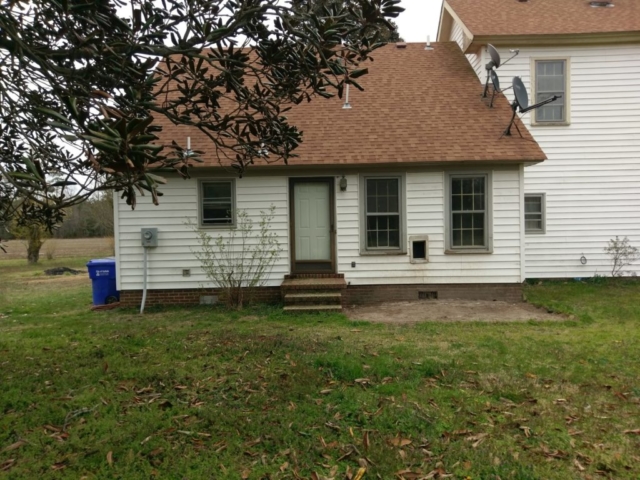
114, 42, 546, 310
438, 0, 640, 279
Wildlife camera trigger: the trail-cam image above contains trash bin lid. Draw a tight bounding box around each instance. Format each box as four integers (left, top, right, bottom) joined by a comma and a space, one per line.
87, 257, 116, 266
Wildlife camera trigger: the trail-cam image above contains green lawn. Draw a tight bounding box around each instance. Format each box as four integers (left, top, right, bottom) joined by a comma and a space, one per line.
1, 259, 639, 479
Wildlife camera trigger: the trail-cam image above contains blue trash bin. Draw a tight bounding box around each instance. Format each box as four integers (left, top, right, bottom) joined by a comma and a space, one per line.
87, 258, 120, 305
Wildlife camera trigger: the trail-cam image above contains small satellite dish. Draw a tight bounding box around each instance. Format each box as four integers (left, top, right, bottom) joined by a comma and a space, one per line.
491, 70, 500, 93
482, 44, 519, 105
503, 76, 562, 136
513, 76, 529, 109
488, 44, 501, 69
488, 70, 501, 108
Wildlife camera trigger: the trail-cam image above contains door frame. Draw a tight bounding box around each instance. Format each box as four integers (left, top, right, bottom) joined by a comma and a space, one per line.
289, 177, 336, 274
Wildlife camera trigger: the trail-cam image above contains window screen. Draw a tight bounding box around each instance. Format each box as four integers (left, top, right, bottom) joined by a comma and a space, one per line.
535, 60, 566, 122
451, 176, 486, 248
201, 181, 234, 225
365, 178, 401, 249
525, 194, 545, 233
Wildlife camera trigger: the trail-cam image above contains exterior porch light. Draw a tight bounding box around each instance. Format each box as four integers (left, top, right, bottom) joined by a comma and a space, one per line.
339, 176, 348, 192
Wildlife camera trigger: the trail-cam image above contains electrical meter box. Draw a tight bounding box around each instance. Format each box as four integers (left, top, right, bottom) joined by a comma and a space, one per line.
141, 228, 158, 247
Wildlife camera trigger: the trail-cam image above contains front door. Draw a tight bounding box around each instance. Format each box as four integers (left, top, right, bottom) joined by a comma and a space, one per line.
290, 178, 335, 273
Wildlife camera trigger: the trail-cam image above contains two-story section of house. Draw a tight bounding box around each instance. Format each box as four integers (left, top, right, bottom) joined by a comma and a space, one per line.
438, 0, 640, 278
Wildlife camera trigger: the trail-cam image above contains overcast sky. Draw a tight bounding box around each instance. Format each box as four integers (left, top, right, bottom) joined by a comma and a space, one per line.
395, 0, 444, 43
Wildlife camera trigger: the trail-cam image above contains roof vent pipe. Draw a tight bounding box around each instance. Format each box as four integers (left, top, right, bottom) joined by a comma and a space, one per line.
425, 35, 434, 51
590, 1, 613, 6
343, 84, 352, 109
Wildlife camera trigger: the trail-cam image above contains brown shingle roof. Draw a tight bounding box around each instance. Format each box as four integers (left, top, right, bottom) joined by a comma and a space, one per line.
157, 42, 545, 168
447, 0, 640, 37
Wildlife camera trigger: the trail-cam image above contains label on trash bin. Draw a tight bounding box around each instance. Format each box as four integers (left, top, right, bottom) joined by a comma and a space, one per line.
95, 269, 110, 277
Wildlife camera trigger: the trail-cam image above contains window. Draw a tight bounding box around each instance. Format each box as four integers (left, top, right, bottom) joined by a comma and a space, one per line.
446, 173, 492, 253
534, 59, 568, 124
525, 194, 545, 234
199, 180, 235, 226
360, 175, 405, 253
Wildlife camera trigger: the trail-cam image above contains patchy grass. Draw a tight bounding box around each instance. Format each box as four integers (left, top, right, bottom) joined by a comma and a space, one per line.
0, 264, 639, 479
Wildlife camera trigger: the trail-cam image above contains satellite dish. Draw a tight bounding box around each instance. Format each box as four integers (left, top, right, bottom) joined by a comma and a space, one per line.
503, 76, 562, 136
488, 44, 501, 69
482, 45, 520, 104
491, 70, 500, 93
513, 76, 529, 110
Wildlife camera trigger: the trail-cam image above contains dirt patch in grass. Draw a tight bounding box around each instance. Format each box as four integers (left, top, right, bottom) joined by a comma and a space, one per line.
346, 299, 566, 323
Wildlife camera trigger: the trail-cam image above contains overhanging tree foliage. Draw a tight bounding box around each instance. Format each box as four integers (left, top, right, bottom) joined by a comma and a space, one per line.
0, 0, 402, 229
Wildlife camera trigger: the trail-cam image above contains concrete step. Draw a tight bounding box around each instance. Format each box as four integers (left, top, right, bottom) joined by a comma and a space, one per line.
281, 278, 347, 292
283, 305, 343, 313
284, 292, 342, 305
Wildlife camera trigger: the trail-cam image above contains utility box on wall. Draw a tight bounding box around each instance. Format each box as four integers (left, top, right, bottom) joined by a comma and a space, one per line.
141, 228, 158, 248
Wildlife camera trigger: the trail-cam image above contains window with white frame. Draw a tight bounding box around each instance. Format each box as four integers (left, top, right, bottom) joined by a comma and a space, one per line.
199, 180, 235, 226
361, 176, 405, 252
447, 174, 491, 252
534, 59, 567, 123
525, 194, 545, 234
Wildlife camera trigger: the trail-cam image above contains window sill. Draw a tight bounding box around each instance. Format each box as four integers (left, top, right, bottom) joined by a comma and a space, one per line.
525, 231, 546, 235
531, 121, 570, 127
444, 248, 493, 255
359, 250, 407, 256
199, 224, 236, 230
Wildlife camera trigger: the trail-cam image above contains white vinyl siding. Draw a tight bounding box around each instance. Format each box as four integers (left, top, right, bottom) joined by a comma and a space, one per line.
116, 175, 290, 290
335, 167, 522, 285
450, 21, 465, 49
450, 21, 483, 80
115, 166, 525, 291
490, 43, 640, 278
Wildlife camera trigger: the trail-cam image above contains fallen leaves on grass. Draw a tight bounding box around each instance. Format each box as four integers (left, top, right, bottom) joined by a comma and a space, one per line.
362, 431, 370, 451
1, 459, 16, 471
106, 451, 113, 467
464, 433, 488, 448
389, 435, 412, 447
2, 440, 25, 452
623, 429, 640, 435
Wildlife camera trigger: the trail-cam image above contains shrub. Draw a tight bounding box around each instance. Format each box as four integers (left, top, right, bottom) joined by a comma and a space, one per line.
190, 206, 282, 309
604, 236, 639, 277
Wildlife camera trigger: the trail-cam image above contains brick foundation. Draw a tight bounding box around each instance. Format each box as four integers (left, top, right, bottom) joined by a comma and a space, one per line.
119, 287, 281, 307
120, 282, 522, 307
342, 283, 523, 306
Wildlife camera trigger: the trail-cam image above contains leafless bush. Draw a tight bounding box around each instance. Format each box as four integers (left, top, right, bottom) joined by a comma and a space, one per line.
604, 236, 639, 277
190, 206, 282, 309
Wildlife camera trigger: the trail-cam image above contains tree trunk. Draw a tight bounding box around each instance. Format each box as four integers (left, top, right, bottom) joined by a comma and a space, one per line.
26, 226, 44, 264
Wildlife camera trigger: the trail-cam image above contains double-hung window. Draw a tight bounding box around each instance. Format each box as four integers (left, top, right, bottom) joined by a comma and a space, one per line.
447, 174, 491, 253
525, 194, 545, 234
534, 59, 568, 124
362, 176, 405, 253
199, 180, 235, 226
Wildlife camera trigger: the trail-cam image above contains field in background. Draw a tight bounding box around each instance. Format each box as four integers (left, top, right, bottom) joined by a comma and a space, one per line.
1, 237, 114, 260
